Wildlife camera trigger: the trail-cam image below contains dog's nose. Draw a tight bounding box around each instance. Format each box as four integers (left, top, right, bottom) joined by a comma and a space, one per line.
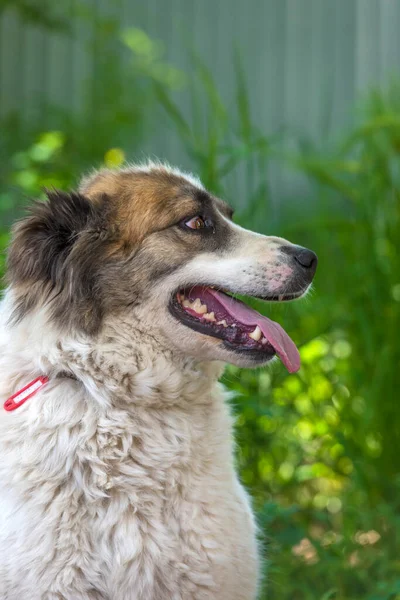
293, 247, 318, 273
282, 245, 318, 278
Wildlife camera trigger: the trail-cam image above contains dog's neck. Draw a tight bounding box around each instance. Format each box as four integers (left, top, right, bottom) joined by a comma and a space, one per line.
0, 299, 224, 410
56, 317, 223, 409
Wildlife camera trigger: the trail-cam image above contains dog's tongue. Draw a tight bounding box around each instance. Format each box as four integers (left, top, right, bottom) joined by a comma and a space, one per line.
208, 289, 300, 373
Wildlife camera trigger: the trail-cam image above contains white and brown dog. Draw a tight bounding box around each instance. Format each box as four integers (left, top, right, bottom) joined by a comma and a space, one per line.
0, 163, 317, 599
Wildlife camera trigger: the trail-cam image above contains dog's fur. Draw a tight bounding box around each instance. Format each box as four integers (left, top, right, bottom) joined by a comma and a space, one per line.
0, 163, 315, 599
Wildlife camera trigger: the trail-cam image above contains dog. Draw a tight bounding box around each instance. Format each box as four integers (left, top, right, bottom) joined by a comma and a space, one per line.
0, 162, 317, 599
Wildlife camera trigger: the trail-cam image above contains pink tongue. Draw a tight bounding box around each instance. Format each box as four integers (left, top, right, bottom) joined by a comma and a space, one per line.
208, 289, 300, 373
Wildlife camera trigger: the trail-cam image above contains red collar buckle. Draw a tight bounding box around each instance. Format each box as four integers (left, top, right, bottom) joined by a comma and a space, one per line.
4, 376, 49, 412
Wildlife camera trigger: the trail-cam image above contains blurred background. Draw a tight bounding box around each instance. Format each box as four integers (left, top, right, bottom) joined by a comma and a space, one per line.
1, 1, 400, 598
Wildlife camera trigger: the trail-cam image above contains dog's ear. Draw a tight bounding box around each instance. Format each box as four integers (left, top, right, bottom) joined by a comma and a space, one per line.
7, 189, 114, 332
8, 190, 99, 288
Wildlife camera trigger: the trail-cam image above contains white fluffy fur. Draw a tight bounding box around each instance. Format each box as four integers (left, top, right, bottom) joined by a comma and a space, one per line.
0, 291, 259, 599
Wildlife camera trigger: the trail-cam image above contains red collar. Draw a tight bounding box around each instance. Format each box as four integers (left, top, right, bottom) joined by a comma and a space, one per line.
4, 376, 49, 411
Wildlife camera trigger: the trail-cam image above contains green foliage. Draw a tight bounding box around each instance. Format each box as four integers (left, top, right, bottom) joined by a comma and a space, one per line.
0, 0, 71, 30
0, 19, 399, 599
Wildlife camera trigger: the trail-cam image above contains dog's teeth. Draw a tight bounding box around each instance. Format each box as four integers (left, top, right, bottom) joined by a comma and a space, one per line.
231, 323, 236, 328
217, 319, 228, 328
261, 337, 268, 345
249, 325, 262, 341
204, 311, 216, 321
192, 298, 208, 314
279, 294, 284, 301
183, 299, 191, 308
192, 298, 201, 309
194, 298, 207, 315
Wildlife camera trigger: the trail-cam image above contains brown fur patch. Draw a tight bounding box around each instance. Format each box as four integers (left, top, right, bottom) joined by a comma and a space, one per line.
81, 168, 202, 246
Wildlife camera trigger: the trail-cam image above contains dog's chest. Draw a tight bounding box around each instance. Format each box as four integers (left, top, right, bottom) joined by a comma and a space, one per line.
87, 427, 258, 600
0, 395, 258, 599
75, 403, 258, 598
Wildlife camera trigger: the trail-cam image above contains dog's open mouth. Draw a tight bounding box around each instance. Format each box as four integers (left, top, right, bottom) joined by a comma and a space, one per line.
170, 286, 300, 372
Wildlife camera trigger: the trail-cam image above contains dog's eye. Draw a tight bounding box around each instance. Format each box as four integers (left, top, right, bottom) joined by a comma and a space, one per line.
184, 216, 213, 231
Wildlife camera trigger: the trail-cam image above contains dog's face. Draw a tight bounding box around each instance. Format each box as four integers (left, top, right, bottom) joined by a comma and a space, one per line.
7, 164, 317, 371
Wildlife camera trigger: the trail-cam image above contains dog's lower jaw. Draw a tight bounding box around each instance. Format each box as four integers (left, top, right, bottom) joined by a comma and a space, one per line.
0, 306, 260, 600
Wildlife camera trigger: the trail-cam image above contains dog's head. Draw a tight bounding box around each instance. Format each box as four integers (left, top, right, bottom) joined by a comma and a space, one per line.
7, 163, 317, 371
